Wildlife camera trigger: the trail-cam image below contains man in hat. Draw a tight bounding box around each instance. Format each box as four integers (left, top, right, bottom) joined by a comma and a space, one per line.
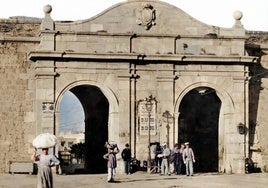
182, 142, 195, 176
160, 142, 171, 176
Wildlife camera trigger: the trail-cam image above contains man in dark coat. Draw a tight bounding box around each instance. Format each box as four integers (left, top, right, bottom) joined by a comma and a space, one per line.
121, 143, 131, 174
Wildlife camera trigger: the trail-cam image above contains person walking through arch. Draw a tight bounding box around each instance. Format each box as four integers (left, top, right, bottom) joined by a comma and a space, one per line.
183, 142, 195, 176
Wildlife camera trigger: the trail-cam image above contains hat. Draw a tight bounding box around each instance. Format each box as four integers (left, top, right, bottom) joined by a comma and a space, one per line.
185, 142, 189, 145
162, 142, 167, 146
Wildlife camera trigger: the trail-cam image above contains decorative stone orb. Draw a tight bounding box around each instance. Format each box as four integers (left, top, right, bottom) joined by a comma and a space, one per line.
43, 4, 52, 14
233, 10, 243, 21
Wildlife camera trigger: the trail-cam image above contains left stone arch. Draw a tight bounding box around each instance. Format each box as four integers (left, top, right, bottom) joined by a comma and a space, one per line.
55, 80, 119, 142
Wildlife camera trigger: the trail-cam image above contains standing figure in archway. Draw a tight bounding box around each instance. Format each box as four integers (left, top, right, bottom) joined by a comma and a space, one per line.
103, 143, 120, 182
183, 142, 195, 176
179, 143, 186, 174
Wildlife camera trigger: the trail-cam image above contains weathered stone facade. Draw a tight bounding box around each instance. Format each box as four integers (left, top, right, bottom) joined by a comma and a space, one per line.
0, 17, 40, 173
0, 0, 267, 174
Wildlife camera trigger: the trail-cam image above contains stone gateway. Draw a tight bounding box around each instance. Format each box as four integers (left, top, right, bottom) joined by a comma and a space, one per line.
0, 0, 267, 174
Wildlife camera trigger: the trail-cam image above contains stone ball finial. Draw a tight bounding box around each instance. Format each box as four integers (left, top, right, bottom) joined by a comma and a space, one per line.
233, 10, 243, 21
43, 4, 52, 14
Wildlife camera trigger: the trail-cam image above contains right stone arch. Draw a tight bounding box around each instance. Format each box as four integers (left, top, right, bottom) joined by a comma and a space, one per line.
174, 82, 235, 173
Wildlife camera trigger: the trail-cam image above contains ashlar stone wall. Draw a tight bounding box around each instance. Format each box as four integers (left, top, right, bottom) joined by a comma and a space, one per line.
0, 18, 40, 173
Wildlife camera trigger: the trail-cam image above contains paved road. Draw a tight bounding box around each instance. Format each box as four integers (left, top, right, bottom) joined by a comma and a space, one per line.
0, 172, 267, 188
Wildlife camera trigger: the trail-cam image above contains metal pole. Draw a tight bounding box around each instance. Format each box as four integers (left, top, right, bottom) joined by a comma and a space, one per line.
147, 112, 151, 173
166, 122, 170, 147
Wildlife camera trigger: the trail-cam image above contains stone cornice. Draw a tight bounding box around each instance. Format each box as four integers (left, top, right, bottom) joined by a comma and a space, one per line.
28, 51, 257, 64
0, 36, 40, 43
50, 30, 246, 40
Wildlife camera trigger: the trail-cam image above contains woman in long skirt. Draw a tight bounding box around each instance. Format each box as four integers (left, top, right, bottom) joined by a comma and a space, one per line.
31, 148, 60, 188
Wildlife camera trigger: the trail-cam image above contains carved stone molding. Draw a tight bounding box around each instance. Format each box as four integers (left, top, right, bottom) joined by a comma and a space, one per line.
136, 3, 156, 30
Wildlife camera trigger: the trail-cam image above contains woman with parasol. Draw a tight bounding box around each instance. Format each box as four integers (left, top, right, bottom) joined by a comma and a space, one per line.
31, 133, 60, 188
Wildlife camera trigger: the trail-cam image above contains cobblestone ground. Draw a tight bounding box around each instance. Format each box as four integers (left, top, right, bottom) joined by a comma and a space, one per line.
0, 172, 267, 188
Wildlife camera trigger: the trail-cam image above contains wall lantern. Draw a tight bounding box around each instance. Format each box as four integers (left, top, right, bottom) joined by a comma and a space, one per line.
237, 123, 245, 134
145, 99, 153, 113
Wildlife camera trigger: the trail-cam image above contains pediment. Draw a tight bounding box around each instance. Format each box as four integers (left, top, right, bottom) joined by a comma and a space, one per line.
55, 0, 217, 36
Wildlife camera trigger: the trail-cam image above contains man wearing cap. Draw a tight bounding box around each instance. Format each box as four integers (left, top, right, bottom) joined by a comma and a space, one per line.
182, 142, 195, 176
160, 143, 171, 176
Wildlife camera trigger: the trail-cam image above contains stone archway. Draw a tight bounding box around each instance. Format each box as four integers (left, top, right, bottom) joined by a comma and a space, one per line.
70, 85, 109, 173
174, 82, 235, 173
55, 81, 119, 173
178, 87, 221, 172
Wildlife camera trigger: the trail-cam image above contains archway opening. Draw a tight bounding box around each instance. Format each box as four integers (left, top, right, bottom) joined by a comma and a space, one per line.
59, 85, 109, 174
178, 87, 221, 172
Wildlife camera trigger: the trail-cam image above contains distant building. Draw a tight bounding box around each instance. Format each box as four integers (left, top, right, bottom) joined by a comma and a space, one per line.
58, 131, 85, 151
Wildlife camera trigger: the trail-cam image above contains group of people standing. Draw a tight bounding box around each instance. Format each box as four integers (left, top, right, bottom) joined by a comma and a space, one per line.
154, 142, 195, 176
102, 141, 195, 183
31, 141, 195, 187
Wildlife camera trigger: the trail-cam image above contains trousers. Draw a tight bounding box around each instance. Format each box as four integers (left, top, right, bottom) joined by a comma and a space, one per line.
161, 158, 169, 175
124, 160, 131, 174
107, 168, 115, 181
185, 160, 193, 175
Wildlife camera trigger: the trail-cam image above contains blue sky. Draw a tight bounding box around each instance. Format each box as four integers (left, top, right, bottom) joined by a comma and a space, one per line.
59, 91, 84, 132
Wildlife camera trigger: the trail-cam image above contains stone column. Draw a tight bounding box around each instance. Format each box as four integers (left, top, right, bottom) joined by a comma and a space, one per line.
35, 61, 56, 135
156, 74, 174, 147
130, 73, 139, 158
34, 5, 56, 135
227, 76, 247, 174
117, 74, 131, 173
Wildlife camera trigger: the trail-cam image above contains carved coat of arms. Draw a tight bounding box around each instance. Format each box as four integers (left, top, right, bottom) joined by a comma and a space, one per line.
136, 3, 156, 30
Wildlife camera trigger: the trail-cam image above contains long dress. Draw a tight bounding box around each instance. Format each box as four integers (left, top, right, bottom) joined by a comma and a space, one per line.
35, 154, 60, 188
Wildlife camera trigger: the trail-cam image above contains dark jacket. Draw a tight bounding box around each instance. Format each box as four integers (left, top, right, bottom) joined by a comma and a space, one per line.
121, 148, 131, 161
172, 151, 182, 165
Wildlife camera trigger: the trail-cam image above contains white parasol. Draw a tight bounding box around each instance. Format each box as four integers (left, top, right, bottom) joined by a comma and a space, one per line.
32, 133, 58, 149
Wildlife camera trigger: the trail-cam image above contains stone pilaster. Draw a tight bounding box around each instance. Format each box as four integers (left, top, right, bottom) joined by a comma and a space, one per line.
35, 60, 56, 135
156, 75, 175, 147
